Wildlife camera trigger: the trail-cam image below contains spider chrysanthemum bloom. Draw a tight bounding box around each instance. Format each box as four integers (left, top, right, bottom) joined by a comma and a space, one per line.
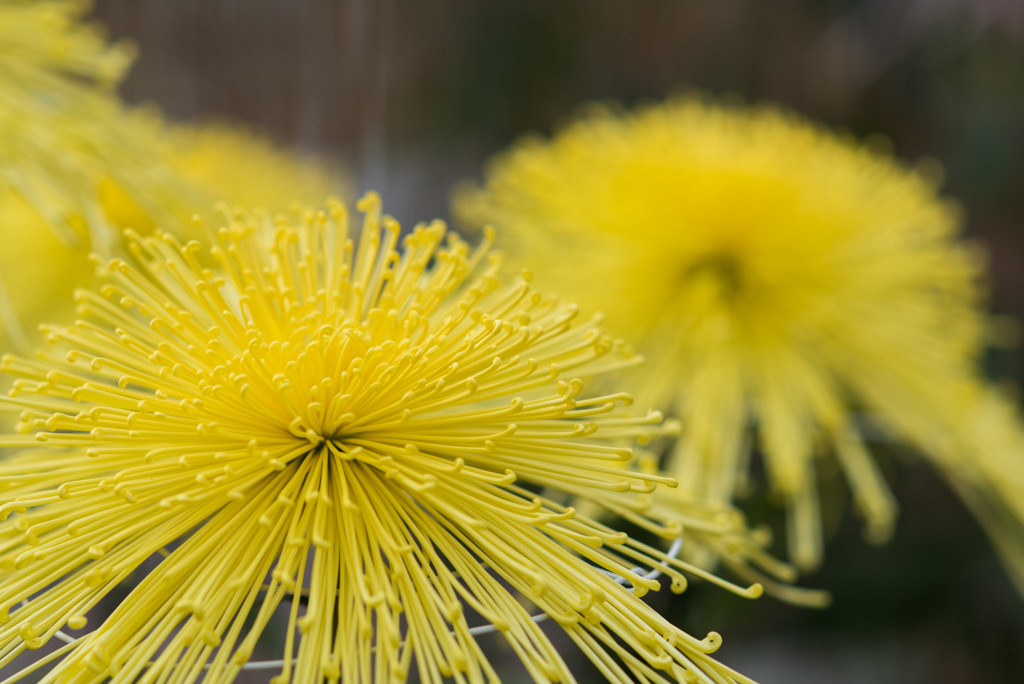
0, 195, 764, 683
455, 96, 1024, 575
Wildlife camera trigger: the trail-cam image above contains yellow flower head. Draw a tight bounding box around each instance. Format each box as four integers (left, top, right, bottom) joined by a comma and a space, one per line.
0, 5, 346, 351
0, 0, 187, 253
0, 195, 94, 352
99, 121, 350, 238
0, 120, 346, 352
0, 1, 347, 353
455, 95, 1020, 573
0, 0, 179, 350
0, 195, 764, 683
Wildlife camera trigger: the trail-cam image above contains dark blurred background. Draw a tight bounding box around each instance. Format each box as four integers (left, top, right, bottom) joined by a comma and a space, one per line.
92, 1, 1024, 682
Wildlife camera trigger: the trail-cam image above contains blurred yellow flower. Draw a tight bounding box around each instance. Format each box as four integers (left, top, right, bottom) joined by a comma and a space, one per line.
456, 96, 1024, 578
0, 0, 178, 350
0, 195, 763, 683
0, 2, 346, 352
99, 121, 349, 238
0, 194, 92, 352
0, 0, 185, 253
1, 124, 345, 348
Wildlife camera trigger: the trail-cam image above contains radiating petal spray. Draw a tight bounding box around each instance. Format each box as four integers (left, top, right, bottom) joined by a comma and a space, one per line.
456, 95, 1024, 581
0, 195, 765, 683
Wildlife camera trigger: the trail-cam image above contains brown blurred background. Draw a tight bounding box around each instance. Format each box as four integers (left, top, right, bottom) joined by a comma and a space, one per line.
92, 1, 1024, 682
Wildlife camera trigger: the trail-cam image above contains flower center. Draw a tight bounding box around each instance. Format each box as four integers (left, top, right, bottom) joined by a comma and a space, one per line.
683, 252, 745, 297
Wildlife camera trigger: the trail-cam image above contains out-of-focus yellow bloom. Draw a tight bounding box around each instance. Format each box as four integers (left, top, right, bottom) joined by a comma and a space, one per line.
0, 0, 181, 350
0, 195, 765, 683
99, 121, 349, 238
0, 122, 344, 351
456, 96, 1024, 581
0, 2, 347, 351
0, 0, 186, 253
0, 194, 91, 351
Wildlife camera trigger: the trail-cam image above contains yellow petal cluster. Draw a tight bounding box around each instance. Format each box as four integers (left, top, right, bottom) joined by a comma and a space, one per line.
455, 95, 1024, 577
0, 195, 763, 683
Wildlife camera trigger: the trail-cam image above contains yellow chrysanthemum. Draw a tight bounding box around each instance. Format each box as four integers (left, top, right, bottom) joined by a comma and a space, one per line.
99, 121, 350, 238
0, 0, 188, 253
0, 195, 766, 683
0, 0, 180, 350
0, 193, 93, 352
0, 121, 345, 352
0, 2, 347, 352
455, 96, 1024, 576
